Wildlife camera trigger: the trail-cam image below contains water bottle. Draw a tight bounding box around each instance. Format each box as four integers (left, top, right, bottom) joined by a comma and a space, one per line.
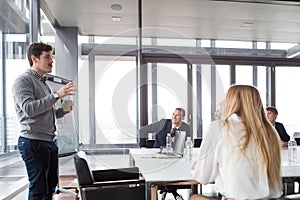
165, 133, 173, 153
185, 137, 193, 161
288, 139, 297, 164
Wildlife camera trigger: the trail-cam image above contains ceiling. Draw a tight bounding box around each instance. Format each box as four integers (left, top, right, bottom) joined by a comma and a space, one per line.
41, 0, 300, 43
0, 0, 29, 34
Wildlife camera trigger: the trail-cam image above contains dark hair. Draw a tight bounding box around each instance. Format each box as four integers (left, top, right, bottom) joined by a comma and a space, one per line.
175, 108, 186, 117
27, 42, 53, 66
266, 106, 278, 115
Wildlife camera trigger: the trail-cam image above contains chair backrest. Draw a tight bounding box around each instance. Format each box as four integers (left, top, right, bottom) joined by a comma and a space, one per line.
179, 121, 190, 132
193, 138, 202, 148
293, 132, 300, 145
92, 167, 140, 182
281, 194, 300, 199
73, 151, 94, 185
139, 119, 170, 147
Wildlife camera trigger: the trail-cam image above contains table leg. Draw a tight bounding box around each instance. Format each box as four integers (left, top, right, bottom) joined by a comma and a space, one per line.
129, 153, 135, 167
282, 177, 298, 195
151, 184, 158, 200
191, 184, 198, 194
284, 182, 295, 195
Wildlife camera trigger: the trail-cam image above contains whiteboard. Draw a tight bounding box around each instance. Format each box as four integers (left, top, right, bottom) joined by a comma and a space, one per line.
47, 78, 78, 156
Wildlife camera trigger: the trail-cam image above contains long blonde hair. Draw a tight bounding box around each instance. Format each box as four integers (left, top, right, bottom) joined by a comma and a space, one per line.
223, 85, 282, 190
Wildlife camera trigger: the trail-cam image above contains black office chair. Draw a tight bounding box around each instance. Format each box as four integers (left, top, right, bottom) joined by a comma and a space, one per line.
193, 138, 202, 148
73, 151, 146, 200
278, 194, 300, 199
139, 119, 170, 147
55, 152, 80, 200
293, 132, 300, 145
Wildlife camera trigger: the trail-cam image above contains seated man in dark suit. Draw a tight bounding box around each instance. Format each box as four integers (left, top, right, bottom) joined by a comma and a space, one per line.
153, 108, 191, 200
153, 108, 191, 148
266, 106, 290, 148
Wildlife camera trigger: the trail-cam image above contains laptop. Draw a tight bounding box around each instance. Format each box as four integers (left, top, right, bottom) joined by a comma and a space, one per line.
155, 131, 186, 159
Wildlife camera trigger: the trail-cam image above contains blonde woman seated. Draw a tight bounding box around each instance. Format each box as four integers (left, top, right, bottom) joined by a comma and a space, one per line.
190, 85, 282, 200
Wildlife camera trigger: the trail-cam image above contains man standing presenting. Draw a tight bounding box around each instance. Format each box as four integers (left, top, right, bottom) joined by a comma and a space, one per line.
12, 42, 76, 200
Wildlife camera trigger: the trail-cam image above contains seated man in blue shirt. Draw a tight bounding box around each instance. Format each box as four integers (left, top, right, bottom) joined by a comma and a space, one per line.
266, 106, 290, 148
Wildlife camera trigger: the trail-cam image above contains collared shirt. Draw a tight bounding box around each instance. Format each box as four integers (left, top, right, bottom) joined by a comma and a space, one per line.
193, 114, 282, 200
27, 69, 51, 92
171, 126, 179, 137
27, 68, 44, 80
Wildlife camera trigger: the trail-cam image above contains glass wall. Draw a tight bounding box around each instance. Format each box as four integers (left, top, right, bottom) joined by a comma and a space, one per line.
236, 65, 253, 85
191, 64, 230, 138
94, 56, 137, 144
257, 66, 267, 106
199, 64, 212, 135
1, 0, 300, 154
5, 34, 28, 151
216, 65, 230, 105
0, 30, 3, 153
276, 67, 300, 138
0, 0, 55, 154
147, 63, 188, 124
2, 0, 30, 153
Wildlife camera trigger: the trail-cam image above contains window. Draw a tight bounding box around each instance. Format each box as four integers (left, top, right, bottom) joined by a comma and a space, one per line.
236, 65, 253, 84
276, 67, 300, 137
93, 56, 137, 144
216, 65, 230, 102
0, 0, 30, 154
198, 64, 212, 136
216, 40, 252, 49
0, 30, 3, 152
147, 63, 188, 123
257, 66, 267, 106
5, 34, 28, 152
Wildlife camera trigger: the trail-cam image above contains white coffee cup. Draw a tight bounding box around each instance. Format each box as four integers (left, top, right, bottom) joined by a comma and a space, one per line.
62, 100, 73, 112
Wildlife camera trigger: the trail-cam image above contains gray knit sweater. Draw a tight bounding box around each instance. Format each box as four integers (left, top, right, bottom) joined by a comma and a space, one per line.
12, 69, 64, 141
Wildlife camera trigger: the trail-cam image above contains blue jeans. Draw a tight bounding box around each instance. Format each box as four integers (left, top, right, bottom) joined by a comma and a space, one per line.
18, 136, 59, 200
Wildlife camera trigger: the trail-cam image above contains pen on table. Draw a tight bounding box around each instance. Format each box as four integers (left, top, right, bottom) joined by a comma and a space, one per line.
142, 156, 158, 159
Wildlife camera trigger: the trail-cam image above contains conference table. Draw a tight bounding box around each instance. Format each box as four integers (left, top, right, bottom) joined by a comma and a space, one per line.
129, 147, 300, 200
280, 146, 300, 195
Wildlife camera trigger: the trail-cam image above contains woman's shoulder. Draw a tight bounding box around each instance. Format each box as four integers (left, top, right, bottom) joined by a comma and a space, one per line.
211, 119, 226, 128
207, 120, 226, 138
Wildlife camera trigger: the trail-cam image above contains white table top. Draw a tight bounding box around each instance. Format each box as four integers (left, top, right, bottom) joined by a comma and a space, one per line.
130, 148, 196, 182
129, 147, 300, 183
280, 146, 300, 178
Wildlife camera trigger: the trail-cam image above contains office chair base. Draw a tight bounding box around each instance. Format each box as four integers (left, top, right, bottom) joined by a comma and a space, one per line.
55, 186, 79, 200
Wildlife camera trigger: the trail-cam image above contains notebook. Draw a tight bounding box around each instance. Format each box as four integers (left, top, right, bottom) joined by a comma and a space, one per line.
155, 131, 186, 159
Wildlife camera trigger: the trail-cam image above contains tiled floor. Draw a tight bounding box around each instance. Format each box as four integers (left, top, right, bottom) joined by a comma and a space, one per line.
0, 155, 28, 200
12, 176, 79, 200
0, 151, 217, 200
5, 152, 300, 200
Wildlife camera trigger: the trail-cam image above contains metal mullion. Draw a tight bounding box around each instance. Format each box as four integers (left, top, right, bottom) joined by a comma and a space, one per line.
89, 54, 95, 145
1, 28, 7, 153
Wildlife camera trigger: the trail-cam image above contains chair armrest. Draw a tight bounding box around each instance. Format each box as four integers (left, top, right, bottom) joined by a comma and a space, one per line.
92, 167, 141, 182
80, 178, 145, 189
